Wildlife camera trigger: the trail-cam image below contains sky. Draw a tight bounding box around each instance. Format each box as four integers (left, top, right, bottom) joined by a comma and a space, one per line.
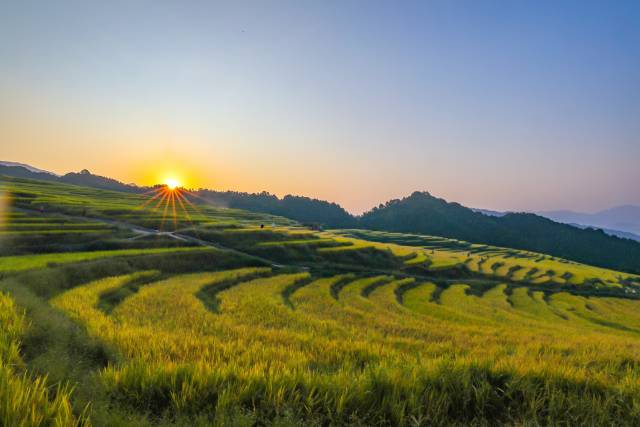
1, 1, 638, 214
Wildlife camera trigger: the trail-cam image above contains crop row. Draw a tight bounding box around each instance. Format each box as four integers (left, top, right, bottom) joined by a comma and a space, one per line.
48, 270, 640, 425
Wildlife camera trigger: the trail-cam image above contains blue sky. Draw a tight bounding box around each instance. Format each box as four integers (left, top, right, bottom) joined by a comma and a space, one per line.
1, 0, 638, 213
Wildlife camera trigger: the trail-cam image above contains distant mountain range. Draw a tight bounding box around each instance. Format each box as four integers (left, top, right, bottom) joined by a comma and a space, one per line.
359, 192, 640, 273
470, 206, 640, 242
0, 162, 148, 193
0, 161, 60, 177
2, 161, 639, 274
540, 207, 640, 237
554, 222, 640, 242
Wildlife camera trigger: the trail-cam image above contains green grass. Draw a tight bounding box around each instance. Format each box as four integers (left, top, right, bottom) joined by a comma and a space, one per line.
0, 229, 112, 236
0, 247, 213, 273
2, 175, 640, 425
256, 238, 336, 247
46, 271, 640, 425
0, 292, 86, 427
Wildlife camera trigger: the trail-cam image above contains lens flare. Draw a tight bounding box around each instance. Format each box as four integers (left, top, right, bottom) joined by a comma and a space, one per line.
139, 181, 206, 231
165, 178, 180, 190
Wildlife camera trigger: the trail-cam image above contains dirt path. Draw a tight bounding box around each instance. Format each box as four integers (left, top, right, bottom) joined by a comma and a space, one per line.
13, 207, 284, 268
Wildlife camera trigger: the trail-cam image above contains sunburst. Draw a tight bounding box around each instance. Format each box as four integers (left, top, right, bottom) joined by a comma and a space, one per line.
139, 180, 204, 231
165, 178, 180, 190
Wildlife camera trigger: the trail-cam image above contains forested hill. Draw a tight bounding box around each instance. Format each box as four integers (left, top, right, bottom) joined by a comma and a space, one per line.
0, 164, 356, 226
1, 164, 639, 273
197, 190, 356, 228
359, 192, 640, 274
0, 165, 146, 193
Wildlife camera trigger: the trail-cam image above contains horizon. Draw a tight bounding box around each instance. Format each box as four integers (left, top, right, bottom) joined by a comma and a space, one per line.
3, 158, 639, 217
3, 3, 640, 423
2, 1, 639, 214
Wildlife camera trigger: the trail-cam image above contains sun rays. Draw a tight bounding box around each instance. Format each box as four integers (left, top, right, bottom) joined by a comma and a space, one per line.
139, 183, 204, 231
165, 178, 180, 190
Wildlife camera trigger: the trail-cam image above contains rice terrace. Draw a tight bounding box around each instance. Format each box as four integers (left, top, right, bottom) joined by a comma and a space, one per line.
0, 174, 639, 426
2, 1, 640, 426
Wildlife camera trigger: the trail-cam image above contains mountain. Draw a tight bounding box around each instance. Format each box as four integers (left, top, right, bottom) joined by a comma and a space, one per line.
0, 161, 60, 176
60, 169, 146, 193
359, 191, 640, 274
0, 162, 146, 194
473, 207, 640, 242
0, 162, 352, 226
197, 190, 356, 228
541, 206, 640, 236
0, 163, 61, 182
1, 161, 639, 273
568, 223, 640, 242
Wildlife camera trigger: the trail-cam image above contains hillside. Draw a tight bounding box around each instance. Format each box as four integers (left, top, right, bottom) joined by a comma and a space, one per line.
0, 161, 60, 176
0, 163, 356, 227
0, 164, 146, 193
198, 190, 357, 228
1, 175, 640, 425
1, 163, 639, 274
360, 192, 640, 274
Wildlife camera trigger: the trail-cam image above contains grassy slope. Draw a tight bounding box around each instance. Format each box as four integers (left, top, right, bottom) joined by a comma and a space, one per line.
1, 175, 640, 425
0, 291, 85, 426
49, 271, 640, 425
0, 247, 213, 273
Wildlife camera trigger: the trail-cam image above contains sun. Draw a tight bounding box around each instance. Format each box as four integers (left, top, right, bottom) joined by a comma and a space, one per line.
165, 178, 181, 190
140, 174, 202, 231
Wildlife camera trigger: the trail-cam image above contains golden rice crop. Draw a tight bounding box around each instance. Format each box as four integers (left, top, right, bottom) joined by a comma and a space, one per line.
0, 292, 86, 427
51, 270, 640, 425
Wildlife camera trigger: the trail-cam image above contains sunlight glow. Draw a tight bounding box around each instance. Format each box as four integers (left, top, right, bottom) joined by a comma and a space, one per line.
165, 178, 180, 190
139, 180, 206, 231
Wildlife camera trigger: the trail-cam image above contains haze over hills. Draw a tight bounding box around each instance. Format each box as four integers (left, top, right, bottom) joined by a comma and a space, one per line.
2, 2, 639, 424
0, 163, 149, 193
546, 221, 640, 243
0, 161, 60, 177
3, 171, 640, 427
2, 161, 639, 274
471, 206, 640, 242
540, 206, 640, 236
359, 192, 640, 274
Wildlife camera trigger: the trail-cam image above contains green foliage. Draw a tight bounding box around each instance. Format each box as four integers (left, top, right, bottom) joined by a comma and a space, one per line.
2, 175, 640, 425
45, 272, 640, 425
358, 191, 640, 274
0, 247, 213, 274
0, 292, 86, 427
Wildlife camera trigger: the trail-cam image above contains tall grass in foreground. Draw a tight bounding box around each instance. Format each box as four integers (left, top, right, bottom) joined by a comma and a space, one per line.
53, 272, 640, 425
0, 292, 86, 427
7, 176, 640, 425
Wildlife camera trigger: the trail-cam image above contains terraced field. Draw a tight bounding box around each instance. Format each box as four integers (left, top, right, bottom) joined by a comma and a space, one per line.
332, 229, 637, 291
45, 270, 640, 425
1, 175, 640, 426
